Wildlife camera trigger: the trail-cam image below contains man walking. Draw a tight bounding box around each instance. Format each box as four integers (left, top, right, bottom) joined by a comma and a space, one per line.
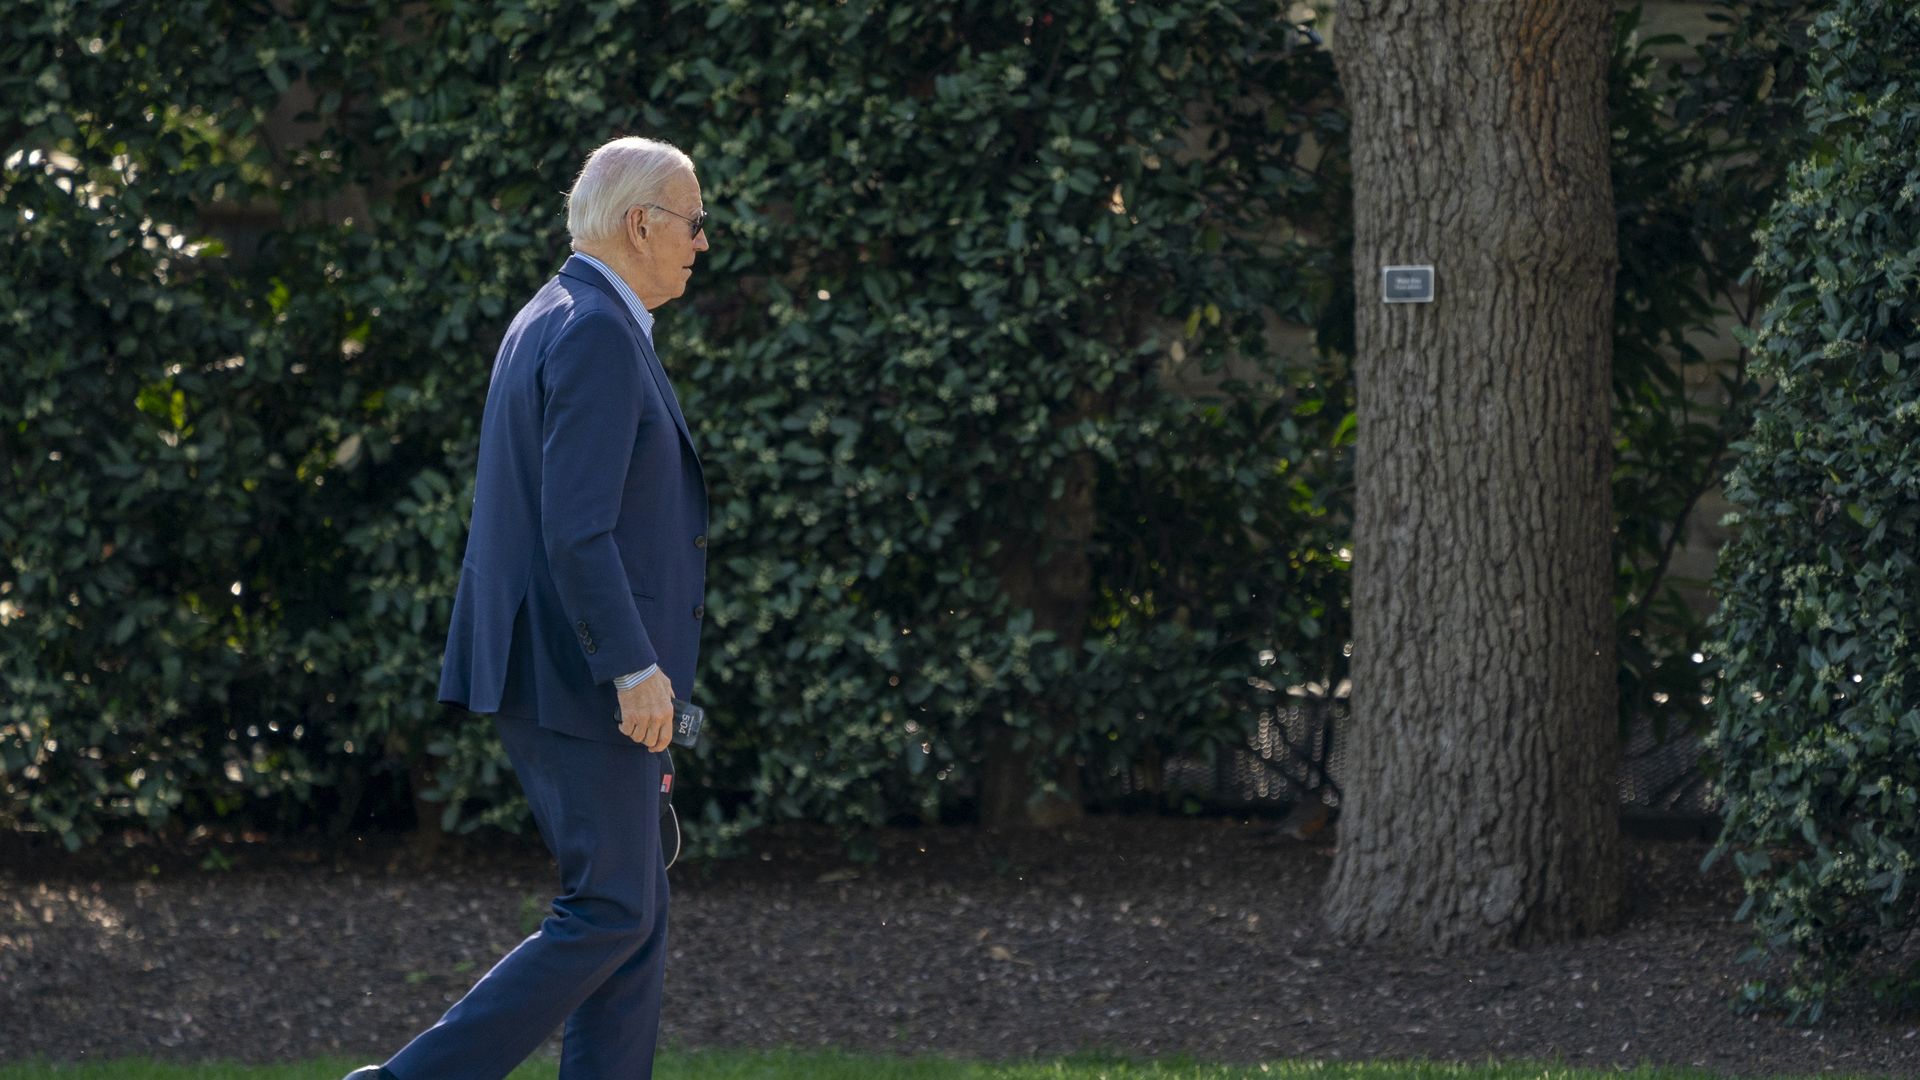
346, 135, 710, 1080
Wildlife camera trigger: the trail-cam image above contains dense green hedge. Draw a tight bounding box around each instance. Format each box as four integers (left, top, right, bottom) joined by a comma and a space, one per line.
1, 0, 1352, 850
1707, 0, 1920, 1019
1, 1, 1813, 854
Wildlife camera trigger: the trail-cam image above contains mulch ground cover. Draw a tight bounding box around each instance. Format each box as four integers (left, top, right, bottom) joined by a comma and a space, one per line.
2, 816, 1916, 1078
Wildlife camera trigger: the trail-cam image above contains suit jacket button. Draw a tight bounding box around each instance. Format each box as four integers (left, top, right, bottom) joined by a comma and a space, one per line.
692, 604, 705, 620
577, 621, 589, 631
585, 643, 598, 655
693, 534, 707, 549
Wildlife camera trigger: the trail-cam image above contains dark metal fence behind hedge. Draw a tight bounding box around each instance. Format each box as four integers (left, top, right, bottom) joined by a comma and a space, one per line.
1102, 692, 1716, 826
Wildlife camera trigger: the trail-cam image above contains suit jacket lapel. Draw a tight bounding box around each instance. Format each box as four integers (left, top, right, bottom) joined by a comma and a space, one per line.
557, 255, 702, 469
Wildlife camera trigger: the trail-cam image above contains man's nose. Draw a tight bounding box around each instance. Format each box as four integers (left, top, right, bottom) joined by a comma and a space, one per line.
693, 231, 709, 253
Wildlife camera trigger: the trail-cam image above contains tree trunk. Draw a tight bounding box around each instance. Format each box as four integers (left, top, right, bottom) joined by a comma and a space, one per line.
1321, 0, 1623, 949
981, 391, 1098, 829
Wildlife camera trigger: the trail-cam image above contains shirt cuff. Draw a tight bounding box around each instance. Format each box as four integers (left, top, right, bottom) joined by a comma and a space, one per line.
614, 665, 659, 691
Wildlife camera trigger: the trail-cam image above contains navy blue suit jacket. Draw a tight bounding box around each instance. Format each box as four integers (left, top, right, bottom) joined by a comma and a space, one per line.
439, 255, 708, 744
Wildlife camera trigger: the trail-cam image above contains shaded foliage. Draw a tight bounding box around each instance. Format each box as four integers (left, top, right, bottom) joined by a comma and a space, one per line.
0, 0, 1819, 862
1707, 0, 1920, 1020
1609, 0, 1819, 739
1, 0, 1350, 852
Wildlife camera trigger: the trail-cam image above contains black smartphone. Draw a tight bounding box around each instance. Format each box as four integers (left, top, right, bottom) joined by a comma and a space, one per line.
670, 697, 704, 748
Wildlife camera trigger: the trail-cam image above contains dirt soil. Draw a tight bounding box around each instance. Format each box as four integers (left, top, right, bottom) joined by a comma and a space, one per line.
2, 817, 1917, 1077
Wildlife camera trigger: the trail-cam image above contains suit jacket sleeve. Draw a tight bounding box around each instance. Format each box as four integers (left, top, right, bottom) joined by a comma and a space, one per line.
539, 310, 659, 685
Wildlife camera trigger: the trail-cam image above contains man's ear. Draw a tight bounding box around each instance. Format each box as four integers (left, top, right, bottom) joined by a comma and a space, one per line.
627, 205, 650, 245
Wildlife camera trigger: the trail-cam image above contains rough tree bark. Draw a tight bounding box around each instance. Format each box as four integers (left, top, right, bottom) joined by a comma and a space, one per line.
1321, 1, 1624, 949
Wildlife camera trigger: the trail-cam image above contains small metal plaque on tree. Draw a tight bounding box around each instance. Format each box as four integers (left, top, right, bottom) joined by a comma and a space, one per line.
1381, 265, 1435, 304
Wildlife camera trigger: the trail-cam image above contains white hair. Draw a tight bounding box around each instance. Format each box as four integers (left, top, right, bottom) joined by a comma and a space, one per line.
566, 136, 695, 247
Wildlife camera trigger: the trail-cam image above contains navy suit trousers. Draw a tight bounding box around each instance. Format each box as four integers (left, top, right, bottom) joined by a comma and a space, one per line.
385, 716, 668, 1079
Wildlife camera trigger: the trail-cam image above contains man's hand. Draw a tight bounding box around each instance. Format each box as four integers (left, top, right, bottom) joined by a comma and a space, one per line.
617, 672, 675, 752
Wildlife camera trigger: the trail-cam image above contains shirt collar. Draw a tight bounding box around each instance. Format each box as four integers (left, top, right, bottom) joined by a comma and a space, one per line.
570, 251, 654, 344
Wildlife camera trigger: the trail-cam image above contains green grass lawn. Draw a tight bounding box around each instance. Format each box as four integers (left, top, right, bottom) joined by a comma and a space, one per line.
0, 1049, 1880, 1080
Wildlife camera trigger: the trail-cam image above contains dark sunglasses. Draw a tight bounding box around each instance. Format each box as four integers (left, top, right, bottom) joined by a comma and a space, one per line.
638, 202, 708, 239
